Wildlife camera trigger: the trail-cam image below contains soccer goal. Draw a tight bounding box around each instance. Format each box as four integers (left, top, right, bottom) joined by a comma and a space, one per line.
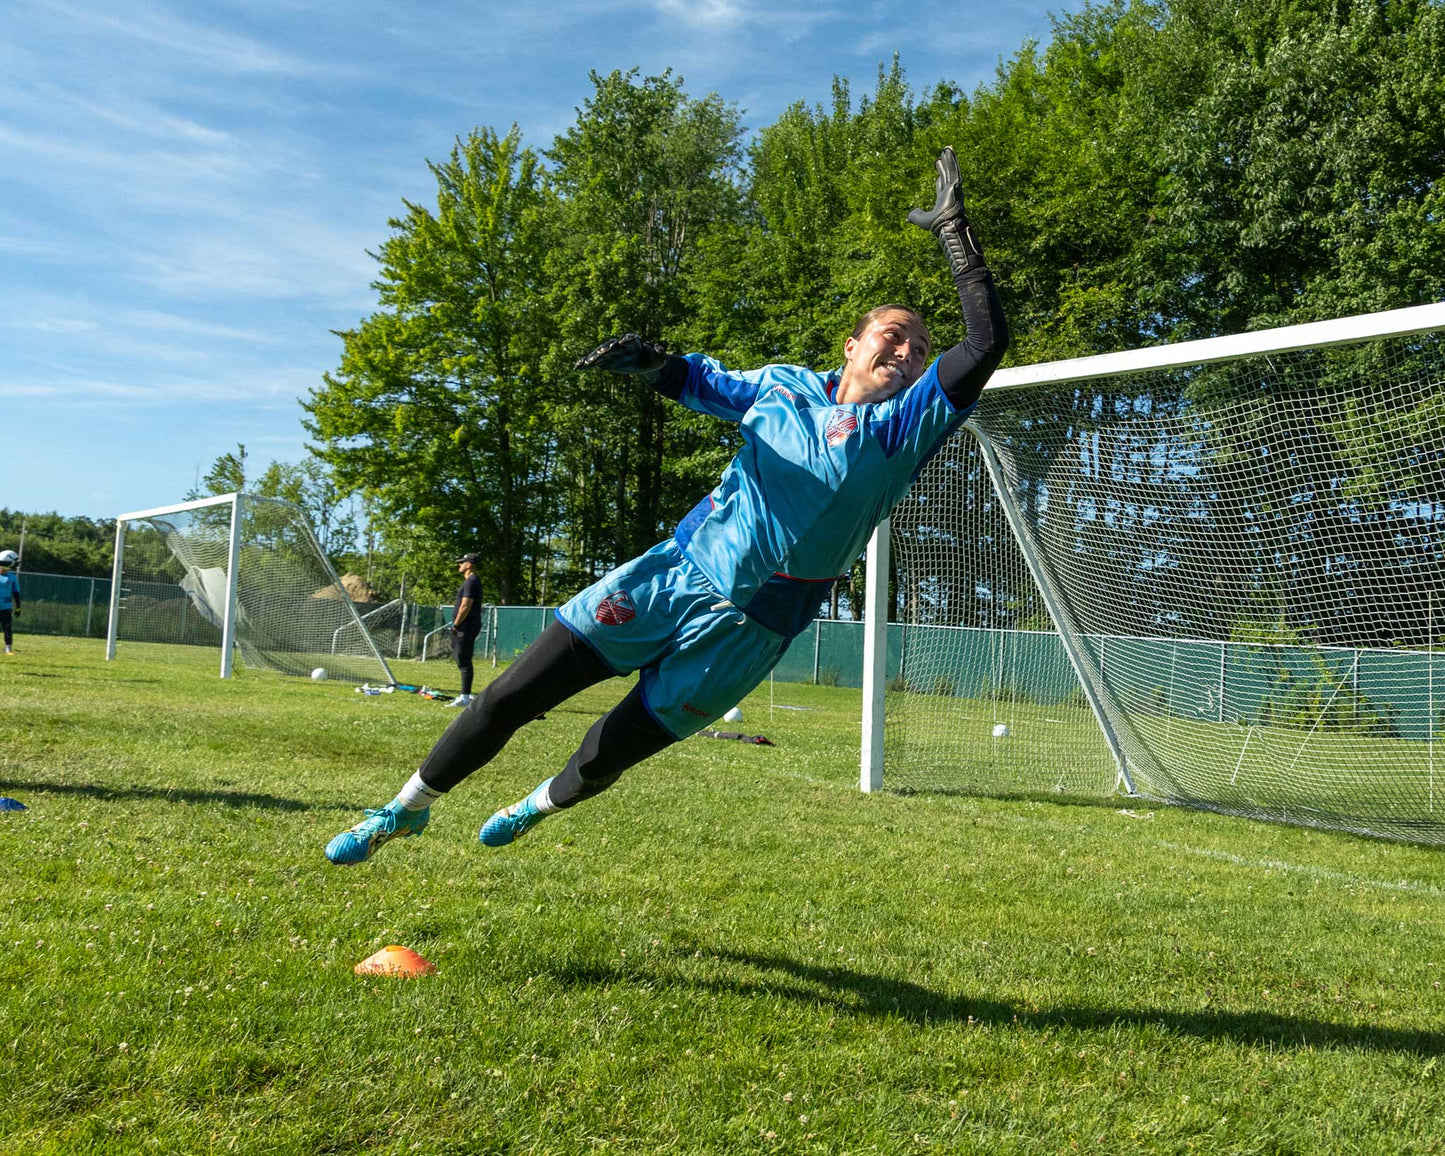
106, 492, 395, 685
331, 598, 453, 661
864, 302, 1445, 845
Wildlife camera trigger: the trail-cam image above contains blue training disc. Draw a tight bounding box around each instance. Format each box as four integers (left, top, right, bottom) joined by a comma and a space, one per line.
0, 797, 27, 812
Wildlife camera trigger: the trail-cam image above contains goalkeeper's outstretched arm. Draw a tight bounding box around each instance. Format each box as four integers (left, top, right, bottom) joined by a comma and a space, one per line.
575, 334, 760, 422
907, 146, 1010, 409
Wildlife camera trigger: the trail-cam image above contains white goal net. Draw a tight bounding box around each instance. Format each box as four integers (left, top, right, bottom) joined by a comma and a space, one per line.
871, 303, 1445, 844
106, 493, 395, 685
331, 598, 451, 662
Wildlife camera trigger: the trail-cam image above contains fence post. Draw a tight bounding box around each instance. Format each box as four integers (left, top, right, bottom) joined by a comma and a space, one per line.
813, 621, 822, 684
85, 578, 96, 637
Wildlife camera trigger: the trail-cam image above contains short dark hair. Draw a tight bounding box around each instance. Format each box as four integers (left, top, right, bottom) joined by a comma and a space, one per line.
849, 304, 930, 345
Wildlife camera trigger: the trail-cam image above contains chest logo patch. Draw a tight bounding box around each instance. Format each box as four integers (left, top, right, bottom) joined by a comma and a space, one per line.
825, 409, 858, 447
595, 591, 636, 626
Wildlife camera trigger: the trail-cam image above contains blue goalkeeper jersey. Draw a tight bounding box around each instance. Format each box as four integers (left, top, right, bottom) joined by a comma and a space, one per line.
666, 354, 975, 636
0, 571, 17, 611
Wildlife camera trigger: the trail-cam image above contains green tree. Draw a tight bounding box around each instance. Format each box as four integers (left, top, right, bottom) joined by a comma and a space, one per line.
187, 444, 248, 499
252, 459, 360, 560
0, 509, 114, 577
306, 126, 552, 605
542, 69, 746, 577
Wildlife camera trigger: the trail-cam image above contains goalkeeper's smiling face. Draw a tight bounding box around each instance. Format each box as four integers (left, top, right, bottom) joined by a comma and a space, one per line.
836, 309, 931, 404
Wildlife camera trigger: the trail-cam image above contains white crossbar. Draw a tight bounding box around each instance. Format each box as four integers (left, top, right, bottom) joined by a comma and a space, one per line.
986, 302, 1445, 391
117, 493, 242, 522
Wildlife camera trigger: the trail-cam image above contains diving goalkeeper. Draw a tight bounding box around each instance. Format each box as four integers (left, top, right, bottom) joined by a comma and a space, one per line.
326, 146, 1009, 865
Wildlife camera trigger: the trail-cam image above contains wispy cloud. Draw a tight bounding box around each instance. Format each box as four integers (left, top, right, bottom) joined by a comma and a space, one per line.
652, 0, 748, 29
2, 0, 1080, 516
0, 78, 234, 147
29, 0, 342, 78
0, 233, 66, 258
2, 361, 326, 406
4, 291, 279, 344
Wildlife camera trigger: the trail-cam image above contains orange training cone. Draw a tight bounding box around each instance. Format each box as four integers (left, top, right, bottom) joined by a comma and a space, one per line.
354, 945, 436, 978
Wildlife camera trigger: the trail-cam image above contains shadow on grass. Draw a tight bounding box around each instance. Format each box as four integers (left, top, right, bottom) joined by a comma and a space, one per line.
0, 778, 355, 812
898, 788, 1127, 811
14, 671, 163, 683
554, 949, 1443, 1058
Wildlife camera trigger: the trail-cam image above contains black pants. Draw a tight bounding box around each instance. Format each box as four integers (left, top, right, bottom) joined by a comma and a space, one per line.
419, 620, 675, 808
0, 609, 11, 647
452, 628, 479, 695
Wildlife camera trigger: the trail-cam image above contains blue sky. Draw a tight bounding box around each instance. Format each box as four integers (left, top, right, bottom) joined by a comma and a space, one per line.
4, 0, 1075, 521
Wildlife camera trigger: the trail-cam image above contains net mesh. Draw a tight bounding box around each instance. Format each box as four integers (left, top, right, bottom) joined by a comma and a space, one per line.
114, 496, 394, 685
332, 598, 450, 662
886, 329, 1445, 843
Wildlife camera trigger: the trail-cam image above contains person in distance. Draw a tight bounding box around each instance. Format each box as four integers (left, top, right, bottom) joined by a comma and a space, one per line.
0, 549, 20, 656
448, 552, 484, 707
325, 146, 1009, 865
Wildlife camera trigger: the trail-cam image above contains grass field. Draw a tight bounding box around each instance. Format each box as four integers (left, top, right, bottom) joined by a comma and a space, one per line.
4, 636, 1445, 1153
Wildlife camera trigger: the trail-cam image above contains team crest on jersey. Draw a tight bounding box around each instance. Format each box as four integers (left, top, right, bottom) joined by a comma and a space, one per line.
825, 409, 858, 446
594, 591, 636, 625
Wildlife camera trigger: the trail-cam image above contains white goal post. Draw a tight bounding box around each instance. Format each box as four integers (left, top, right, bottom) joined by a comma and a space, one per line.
106, 492, 395, 684
864, 301, 1445, 845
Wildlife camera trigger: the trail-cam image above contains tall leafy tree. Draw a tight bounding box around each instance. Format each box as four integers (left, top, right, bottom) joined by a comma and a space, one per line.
187, 443, 249, 499
306, 127, 551, 605
252, 459, 360, 561
542, 69, 745, 576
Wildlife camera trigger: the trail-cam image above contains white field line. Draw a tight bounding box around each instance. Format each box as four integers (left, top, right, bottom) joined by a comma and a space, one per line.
1158, 841, 1445, 897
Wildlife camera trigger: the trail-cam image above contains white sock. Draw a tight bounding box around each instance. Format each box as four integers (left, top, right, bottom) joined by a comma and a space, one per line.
395, 771, 445, 812
528, 777, 558, 814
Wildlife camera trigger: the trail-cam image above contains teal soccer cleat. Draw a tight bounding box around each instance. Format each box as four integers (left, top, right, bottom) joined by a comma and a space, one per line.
325, 802, 429, 865
479, 778, 553, 847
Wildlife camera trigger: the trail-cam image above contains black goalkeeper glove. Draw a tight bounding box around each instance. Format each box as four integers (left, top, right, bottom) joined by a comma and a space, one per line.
574, 334, 669, 381
907, 146, 987, 275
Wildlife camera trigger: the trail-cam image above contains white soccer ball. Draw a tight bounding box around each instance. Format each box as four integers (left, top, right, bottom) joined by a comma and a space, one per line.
992, 723, 1010, 738
311, 667, 329, 681
723, 706, 743, 723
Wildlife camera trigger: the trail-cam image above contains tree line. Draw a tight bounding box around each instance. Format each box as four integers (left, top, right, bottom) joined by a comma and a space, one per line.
20, 0, 1445, 621
305, 0, 1445, 610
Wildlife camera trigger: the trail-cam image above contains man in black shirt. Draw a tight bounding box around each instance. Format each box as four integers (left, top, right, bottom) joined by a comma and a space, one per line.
450, 552, 484, 706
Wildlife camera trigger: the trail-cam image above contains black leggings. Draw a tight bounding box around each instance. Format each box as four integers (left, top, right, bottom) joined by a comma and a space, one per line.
418, 620, 676, 808
0, 609, 11, 647
453, 628, 478, 695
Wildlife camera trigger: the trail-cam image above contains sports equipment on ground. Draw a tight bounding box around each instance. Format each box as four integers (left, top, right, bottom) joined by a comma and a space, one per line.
106, 493, 394, 684
354, 945, 436, 977
864, 302, 1445, 845
311, 667, 328, 681
479, 779, 553, 847
698, 730, 775, 745
0, 797, 26, 811
325, 802, 430, 865
724, 706, 743, 722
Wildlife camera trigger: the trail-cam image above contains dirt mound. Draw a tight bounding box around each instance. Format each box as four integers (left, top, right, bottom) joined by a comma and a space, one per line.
312, 572, 380, 603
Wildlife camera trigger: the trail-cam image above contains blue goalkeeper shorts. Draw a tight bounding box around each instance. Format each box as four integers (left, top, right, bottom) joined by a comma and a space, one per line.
555, 540, 788, 739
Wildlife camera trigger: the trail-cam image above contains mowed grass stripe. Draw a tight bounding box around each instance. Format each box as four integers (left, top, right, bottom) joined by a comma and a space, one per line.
2, 636, 1444, 1154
